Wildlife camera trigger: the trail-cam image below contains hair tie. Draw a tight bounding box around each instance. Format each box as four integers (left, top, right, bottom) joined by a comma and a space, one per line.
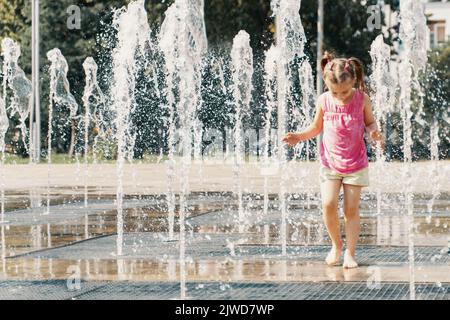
344, 59, 351, 72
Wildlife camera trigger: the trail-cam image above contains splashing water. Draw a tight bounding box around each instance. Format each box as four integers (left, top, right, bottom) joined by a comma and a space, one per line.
398, 0, 429, 301
370, 35, 396, 133
160, 0, 207, 243
427, 120, 440, 220
1, 38, 32, 153
298, 60, 316, 209
271, 0, 307, 62
47, 48, 78, 120
231, 30, 253, 232
110, 0, 152, 256
399, 1, 428, 75
262, 45, 280, 216
82, 57, 106, 238
82, 57, 109, 164
159, 2, 179, 242
0, 60, 9, 240
0, 91, 7, 228
47, 48, 79, 159
0, 62, 6, 270
297, 62, 316, 152
271, 0, 308, 255
0, 0, 445, 300
298, 61, 316, 133
0, 92, 8, 153
159, 0, 207, 299
370, 34, 396, 217
46, 48, 79, 215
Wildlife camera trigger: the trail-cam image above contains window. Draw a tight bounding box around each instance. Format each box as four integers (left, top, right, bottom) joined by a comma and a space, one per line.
437, 25, 446, 43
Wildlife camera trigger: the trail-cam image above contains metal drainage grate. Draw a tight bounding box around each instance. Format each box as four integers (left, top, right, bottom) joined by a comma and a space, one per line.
21, 233, 450, 265
0, 280, 448, 300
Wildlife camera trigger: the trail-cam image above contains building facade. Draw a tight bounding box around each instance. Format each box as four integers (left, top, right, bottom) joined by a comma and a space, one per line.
424, 0, 450, 47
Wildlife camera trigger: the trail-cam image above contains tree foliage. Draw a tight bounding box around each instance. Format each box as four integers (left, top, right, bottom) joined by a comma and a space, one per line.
0, 0, 446, 161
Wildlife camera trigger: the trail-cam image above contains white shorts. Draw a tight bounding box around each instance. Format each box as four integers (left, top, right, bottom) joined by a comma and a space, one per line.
320, 166, 369, 187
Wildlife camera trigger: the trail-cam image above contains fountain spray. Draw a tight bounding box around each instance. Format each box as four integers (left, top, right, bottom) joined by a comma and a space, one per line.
263, 45, 280, 217
231, 30, 254, 233
398, 0, 428, 300
160, 0, 207, 299
1, 38, 32, 155
110, 0, 152, 256
271, 0, 307, 255
369, 35, 396, 216
46, 48, 79, 216
82, 57, 106, 239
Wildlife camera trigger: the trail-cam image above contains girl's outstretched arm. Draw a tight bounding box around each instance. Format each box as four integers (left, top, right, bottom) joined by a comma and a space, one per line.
282, 97, 324, 147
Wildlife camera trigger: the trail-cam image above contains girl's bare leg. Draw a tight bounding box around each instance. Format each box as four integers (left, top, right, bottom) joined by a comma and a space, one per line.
343, 184, 362, 268
321, 179, 343, 265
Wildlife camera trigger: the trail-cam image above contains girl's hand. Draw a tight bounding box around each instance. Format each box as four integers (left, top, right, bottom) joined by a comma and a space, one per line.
282, 132, 301, 147
369, 130, 385, 150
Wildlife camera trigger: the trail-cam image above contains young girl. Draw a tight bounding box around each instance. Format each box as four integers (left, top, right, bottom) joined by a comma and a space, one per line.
282, 52, 384, 269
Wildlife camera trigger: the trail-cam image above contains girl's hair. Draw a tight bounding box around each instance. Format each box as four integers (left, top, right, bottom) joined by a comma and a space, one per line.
320, 51, 366, 93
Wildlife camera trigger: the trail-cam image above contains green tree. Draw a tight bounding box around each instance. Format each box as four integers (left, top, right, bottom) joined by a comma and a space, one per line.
1, 0, 172, 158
7, 0, 444, 162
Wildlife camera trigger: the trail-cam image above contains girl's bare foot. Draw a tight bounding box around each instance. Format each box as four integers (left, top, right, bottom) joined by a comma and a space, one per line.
325, 245, 342, 266
343, 250, 358, 269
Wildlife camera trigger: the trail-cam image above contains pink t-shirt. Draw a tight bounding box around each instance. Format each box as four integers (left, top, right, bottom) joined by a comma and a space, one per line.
319, 89, 368, 174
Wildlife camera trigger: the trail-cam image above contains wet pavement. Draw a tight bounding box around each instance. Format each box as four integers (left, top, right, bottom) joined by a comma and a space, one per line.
0, 189, 449, 300
0, 162, 449, 300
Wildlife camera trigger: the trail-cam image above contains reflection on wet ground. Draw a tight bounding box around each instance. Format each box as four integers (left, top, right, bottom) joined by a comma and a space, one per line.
0, 189, 449, 299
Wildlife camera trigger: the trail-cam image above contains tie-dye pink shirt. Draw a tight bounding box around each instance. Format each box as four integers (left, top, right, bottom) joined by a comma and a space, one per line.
319, 89, 368, 174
